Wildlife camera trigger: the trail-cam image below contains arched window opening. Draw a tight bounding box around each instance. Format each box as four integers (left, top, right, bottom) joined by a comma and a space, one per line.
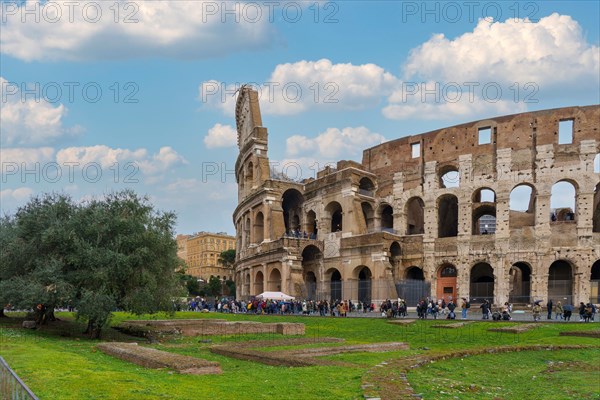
472, 204, 496, 235
253, 212, 264, 243
306, 210, 317, 237
470, 263, 494, 303
550, 181, 576, 222
325, 202, 343, 233
282, 189, 304, 234
548, 260, 573, 305
361, 202, 374, 232
389, 242, 401, 258
406, 197, 425, 235
509, 262, 531, 304
359, 177, 375, 196
510, 184, 536, 228
380, 204, 394, 232
439, 166, 460, 188
473, 188, 496, 203
438, 194, 458, 238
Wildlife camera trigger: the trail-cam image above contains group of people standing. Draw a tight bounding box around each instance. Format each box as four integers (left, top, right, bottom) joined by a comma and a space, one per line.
537, 300, 596, 322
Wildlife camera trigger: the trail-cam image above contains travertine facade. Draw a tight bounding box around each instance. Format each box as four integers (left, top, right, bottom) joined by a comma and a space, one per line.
233, 86, 600, 306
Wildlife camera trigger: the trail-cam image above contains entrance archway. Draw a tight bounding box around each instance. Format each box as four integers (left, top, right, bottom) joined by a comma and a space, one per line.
548, 260, 573, 304
470, 263, 494, 303
509, 262, 531, 304
268, 268, 281, 292
357, 266, 372, 304
254, 271, 264, 295
590, 260, 600, 303
436, 264, 457, 301
329, 269, 342, 302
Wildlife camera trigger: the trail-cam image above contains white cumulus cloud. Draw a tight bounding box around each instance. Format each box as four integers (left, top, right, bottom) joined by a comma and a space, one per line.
1, 1, 274, 61
204, 123, 238, 149
1, 77, 83, 146
200, 59, 398, 116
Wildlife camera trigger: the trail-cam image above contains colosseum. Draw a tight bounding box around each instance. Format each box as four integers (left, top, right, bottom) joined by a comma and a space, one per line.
232, 86, 600, 307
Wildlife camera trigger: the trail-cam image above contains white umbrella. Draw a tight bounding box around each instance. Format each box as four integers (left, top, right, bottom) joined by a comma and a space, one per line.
256, 291, 295, 301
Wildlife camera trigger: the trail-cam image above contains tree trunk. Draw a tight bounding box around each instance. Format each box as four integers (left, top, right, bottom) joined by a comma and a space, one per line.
84, 319, 102, 339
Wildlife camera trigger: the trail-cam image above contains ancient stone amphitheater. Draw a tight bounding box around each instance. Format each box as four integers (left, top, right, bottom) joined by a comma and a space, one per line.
233, 87, 599, 307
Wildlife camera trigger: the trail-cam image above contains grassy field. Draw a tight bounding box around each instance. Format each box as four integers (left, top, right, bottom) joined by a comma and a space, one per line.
1, 312, 598, 400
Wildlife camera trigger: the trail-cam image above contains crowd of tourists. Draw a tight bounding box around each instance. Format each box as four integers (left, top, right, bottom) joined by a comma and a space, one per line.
182, 296, 597, 322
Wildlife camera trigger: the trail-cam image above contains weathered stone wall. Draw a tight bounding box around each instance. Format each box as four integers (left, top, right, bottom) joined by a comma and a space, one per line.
233, 88, 599, 306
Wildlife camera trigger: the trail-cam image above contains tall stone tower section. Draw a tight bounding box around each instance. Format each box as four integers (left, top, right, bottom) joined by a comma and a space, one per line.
235, 86, 270, 202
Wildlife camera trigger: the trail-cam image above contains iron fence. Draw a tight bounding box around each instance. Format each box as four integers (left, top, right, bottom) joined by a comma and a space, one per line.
0, 357, 39, 400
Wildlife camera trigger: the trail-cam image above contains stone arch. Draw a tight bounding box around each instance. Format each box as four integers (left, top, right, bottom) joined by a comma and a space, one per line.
379, 203, 394, 232
509, 262, 531, 304
244, 272, 250, 296
470, 262, 494, 303
282, 189, 304, 233
359, 177, 375, 195
244, 217, 251, 247
438, 194, 458, 238
436, 263, 457, 301
439, 164, 460, 188
593, 183, 600, 233
268, 268, 282, 292
591, 260, 600, 304
389, 241, 401, 258
325, 268, 342, 302
472, 187, 496, 203
361, 202, 374, 232
306, 210, 317, 236
325, 201, 343, 232
548, 260, 573, 304
253, 212, 264, 243
550, 180, 577, 222
510, 183, 536, 228
405, 266, 424, 280
254, 270, 264, 294
472, 204, 496, 235
355, 266, 372, 304
406, 196, 425, 235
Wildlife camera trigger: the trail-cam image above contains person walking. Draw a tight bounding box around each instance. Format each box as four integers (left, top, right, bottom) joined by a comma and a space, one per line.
461, 298, 469, 319
480, 300, 490, 320
563, 303, 573, 321
547, 299, 553, 320
555, 301, 563, 320
532, 302, 542, 322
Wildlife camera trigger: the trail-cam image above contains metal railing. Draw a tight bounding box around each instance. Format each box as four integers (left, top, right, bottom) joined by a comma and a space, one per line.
0, 357, 39, 400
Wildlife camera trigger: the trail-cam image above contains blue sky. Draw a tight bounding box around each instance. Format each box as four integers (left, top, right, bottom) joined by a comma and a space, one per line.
1, 0, 599, 235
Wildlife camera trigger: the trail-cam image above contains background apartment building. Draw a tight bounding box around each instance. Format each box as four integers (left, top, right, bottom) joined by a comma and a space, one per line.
176, 232, 235, 282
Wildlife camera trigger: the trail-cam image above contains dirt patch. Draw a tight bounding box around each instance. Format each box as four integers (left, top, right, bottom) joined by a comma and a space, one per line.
559, 330, 600, 338
387, 320, 415, 326
488, 323, 543, 333
545, 360, 600, 374
211, 340, 408, 367
431, 322, 472, 329
96, 342, 221, 375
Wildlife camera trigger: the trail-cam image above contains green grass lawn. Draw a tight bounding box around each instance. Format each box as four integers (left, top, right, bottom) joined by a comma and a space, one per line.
1, 312, 598, 400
